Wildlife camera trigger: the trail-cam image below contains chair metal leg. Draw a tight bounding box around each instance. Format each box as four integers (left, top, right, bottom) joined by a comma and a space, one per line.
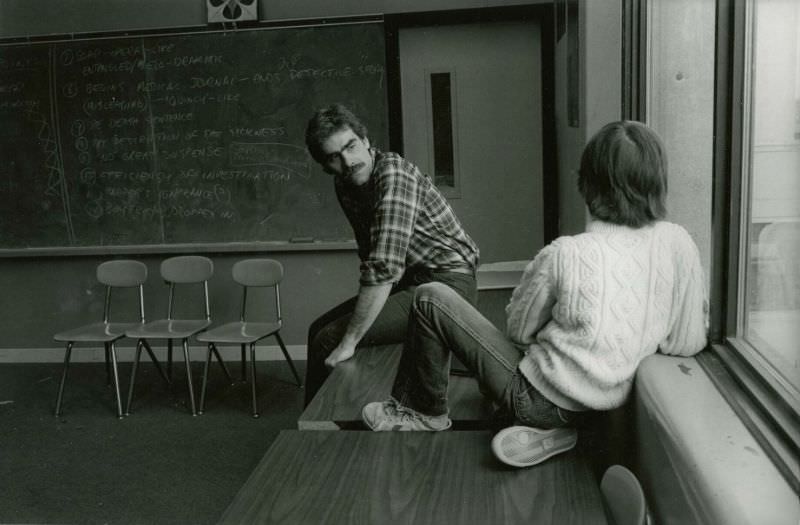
211, 344, 233, 384
109, 342, 124, 419
240, 344, 246, 382
198, 343, 213, 415
167, 339, 173, 381
54, 342, 73, 417
141, 339, 171, 385
104, 343, 112, 386
125, 340, 144, 416
275, 332, 302, 387
182, 338, 197, 416
250, 342, 259, 418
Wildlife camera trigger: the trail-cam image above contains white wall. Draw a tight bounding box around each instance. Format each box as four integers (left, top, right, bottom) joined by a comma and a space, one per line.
647, 0, 715, 274
555, 0, 622, 236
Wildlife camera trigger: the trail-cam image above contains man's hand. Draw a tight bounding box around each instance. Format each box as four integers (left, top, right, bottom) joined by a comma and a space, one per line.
324, 283, 393, 370
325, 341, 356, 369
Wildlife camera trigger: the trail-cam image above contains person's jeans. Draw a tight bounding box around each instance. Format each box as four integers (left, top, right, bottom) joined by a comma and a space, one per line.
390, 282, 578, 428
304, 270, 477, 406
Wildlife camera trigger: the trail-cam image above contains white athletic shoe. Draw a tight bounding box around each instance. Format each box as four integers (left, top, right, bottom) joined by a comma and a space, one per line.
491, 426, 578, 467
362, 399, 452, 431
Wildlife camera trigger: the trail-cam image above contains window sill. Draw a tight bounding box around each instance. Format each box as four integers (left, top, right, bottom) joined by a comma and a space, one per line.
634, 353, 799, 525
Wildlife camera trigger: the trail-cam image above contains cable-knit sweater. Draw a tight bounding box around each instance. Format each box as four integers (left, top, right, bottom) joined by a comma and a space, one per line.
506, 220, 708, 411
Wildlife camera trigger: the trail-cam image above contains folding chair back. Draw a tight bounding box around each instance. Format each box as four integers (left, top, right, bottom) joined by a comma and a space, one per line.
232, 258, 283, 287
233, 258, 283, 324
161, 255, 215, 284
97, 259, 148, 288
161, 255, 214, 321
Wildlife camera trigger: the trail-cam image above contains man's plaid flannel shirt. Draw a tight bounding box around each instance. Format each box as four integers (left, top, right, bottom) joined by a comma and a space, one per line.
335, 149, 478, 286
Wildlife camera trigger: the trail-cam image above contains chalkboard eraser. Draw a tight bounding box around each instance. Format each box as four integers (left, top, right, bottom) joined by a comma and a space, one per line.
290, 236, 315, 243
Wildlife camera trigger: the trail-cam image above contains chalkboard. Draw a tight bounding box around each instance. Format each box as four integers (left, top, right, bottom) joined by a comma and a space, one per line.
0, 23, 388, 253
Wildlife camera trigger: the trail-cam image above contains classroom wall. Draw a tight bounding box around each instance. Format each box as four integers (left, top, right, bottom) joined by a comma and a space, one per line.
0, 0, 547, 38
647, 0, 714, 273
0, 0, 371, 356
0, 250, 360, 355
555, 0, 622, 236
0, 0, 550, 359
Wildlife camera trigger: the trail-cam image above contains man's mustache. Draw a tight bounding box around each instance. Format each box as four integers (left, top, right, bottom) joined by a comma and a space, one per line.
347, 163, 365, 175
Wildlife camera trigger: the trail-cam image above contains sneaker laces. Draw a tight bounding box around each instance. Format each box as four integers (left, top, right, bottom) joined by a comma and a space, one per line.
394, 403, 436, 424
382, 398, 401, 416
383, 400, 422, 423
385, 397, 446, 421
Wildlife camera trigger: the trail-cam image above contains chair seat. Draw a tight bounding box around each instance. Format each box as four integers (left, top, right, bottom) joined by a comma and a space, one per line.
126, 319, 211, 339
196, 321, 281, 344
54, 321, 143, 343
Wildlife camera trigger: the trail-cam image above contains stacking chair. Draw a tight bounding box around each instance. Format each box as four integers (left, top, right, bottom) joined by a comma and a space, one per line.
54, 260, 148, 419
600, 464, 651, 525
125, 255, 218, 416
197, 258, 302, 418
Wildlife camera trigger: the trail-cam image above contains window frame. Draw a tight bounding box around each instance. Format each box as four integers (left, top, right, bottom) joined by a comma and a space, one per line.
706, 0, 800, 493
425, 68, 461, 198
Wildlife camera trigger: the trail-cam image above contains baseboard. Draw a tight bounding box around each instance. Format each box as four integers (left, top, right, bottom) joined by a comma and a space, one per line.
0, 344, 307, 363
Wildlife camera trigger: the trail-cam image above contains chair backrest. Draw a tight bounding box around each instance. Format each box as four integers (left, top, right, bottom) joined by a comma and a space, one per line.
232, 259, 283, 287
161, 255, 214, 283
601, 465, 648, 525
160, 256, 214, 320
97, 260, 148, 287
96, 260, 148, 323
232, 259, 284, 323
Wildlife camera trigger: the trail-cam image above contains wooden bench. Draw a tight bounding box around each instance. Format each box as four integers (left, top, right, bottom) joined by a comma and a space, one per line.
298, 344, 495, 430
298, 264, 531, 431
218, 429, 608, 524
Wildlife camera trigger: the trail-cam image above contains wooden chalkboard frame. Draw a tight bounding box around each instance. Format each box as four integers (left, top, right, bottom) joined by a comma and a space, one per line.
0, 17, 387, 257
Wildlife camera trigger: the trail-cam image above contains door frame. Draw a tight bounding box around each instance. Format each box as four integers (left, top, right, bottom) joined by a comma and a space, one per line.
384, 5, 558, 243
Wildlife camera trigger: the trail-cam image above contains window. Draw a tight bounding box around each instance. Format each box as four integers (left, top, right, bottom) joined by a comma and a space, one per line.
429, 72, 456, 189
741, 0, 800, 396
425, 69, 460, 196
713, 0, 800, 492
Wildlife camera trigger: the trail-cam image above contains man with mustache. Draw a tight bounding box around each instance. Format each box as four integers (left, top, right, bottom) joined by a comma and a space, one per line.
303, 104, 479, 405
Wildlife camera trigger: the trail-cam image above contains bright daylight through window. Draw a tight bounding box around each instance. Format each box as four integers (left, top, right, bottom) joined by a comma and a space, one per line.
743, 0, 800, 397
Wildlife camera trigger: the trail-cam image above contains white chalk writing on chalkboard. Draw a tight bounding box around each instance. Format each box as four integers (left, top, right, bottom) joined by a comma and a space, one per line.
0, 23, 388, 250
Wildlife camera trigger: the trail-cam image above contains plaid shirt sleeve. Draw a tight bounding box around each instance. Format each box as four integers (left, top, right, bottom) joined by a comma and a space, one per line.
359, 157, 423, 285
336, 188, 372, 262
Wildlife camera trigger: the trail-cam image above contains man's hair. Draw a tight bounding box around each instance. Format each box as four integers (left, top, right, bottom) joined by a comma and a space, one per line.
305, 104, 369, 164
578, 120, 667, 227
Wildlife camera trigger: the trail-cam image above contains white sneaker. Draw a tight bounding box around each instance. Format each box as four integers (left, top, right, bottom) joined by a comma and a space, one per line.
491, 426, 578, 467
362, 399, 452, 431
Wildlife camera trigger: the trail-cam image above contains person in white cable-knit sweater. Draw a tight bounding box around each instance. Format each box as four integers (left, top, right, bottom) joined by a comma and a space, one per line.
362, 121, 708, 467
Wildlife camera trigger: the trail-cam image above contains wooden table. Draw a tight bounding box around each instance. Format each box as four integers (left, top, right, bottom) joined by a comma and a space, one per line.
218, 430, 608, 525
298, 344, 494, 430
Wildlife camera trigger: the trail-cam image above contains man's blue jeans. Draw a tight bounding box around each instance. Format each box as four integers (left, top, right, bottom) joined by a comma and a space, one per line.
391, 282, 577, 428
304, 270, 477, 406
